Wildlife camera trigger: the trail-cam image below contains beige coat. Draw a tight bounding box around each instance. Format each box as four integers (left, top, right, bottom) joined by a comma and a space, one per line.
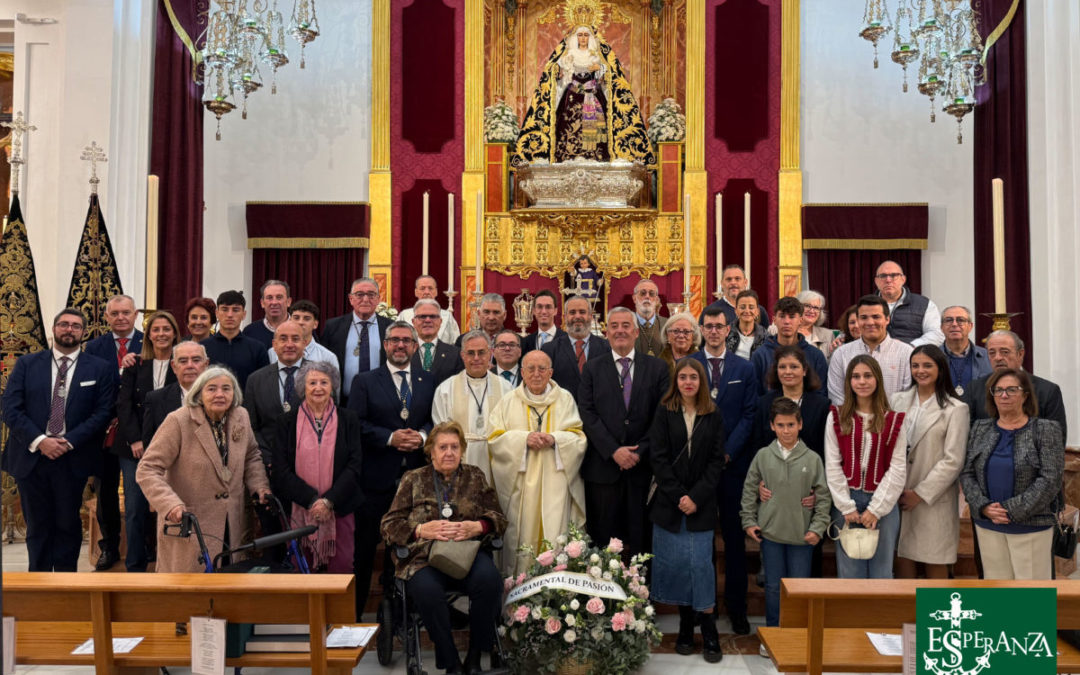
136, 405, 270, 573
889, 389, 969, 564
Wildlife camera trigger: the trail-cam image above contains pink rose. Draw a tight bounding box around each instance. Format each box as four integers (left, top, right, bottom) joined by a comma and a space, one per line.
611, 613, 627, 632
607, 537, 624, 554
634, 585, 650, 599
513, 605, 530, 623
537, 550, 555, 566
565, 540, 585, 558
585, 597, 605, 614
545, 617, 562, 634
554, 564, 567, 571
628, 565, 639, 577
516, 573, 527, 586
504, 577, 514, 592
622, 609, 635, 623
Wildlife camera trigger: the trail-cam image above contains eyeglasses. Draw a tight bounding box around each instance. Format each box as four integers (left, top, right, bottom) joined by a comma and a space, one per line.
55, 322, 84, 330
174, 356, 206, 365
414, 314, 440, 321
803, 305, 822, 313
875, 273, 903, 281
463, 350, 491, 358
667, 329, 694, 337
635, 290, 659, 298
991, 386, 1025, 398
385, 337, 414, 345
350, 291, 379, 300
942, 317, 971, 325
701, 324, 728, 332
522, 365, 551, 373
494, 342, 520, 350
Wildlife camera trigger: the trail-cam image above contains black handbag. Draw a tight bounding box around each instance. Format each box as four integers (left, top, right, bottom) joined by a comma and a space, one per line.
1053, 495, 1077, 559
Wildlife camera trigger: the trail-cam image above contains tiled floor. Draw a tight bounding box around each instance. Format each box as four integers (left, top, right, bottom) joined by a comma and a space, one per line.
2, 540, 785, 674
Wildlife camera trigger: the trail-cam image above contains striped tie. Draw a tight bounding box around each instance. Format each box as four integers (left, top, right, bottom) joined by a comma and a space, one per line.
47, 357, 71, 436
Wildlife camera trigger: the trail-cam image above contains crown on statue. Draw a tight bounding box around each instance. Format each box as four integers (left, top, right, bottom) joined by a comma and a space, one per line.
562, 0, 602, 30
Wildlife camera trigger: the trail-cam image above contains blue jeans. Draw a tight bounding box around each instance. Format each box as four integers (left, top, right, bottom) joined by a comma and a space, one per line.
760, 538, 813, 627
832, 489, 900, 579
119, 456, 150, 572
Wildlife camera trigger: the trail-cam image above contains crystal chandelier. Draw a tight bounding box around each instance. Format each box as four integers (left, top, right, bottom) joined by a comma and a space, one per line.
859, 0, 984, 143
198, 0, 319, 140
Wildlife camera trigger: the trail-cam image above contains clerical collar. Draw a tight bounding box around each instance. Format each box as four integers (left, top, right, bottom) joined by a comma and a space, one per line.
467, 372, 489, 383
523, 383, 553, 401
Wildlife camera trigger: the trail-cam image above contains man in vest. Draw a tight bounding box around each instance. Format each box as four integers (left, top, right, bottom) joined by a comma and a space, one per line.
874, 260, 943, 346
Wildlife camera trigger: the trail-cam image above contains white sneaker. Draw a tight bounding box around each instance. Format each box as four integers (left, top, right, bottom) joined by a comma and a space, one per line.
759, 643, 770, 658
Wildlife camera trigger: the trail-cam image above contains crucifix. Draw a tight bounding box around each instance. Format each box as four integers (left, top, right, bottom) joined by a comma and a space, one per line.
80, 141, 108, 194
2, 111, 37, 195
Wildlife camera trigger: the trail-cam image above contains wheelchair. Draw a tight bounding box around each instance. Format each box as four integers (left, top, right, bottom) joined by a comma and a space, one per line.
376, 539, 509, 675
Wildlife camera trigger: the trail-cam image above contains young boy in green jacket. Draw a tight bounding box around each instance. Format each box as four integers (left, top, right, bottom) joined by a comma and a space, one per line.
741, 397, 832, 630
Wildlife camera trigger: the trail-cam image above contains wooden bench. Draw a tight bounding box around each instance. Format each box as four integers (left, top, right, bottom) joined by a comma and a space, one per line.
758, 578, 1080, 674
2, 572, 374, 675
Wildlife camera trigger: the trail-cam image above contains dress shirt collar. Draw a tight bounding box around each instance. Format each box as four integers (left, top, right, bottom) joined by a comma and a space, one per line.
353, 312, 375, 326
703, 344, 727, 359
944, 340, 972, 358
636, 314, 655, 328
112, 330, 136, 341
277, 358, 303, 372
388, 364, 411, 379
52, 347, 80, 363
611, 348, 635, 365
500, 364, 519, 376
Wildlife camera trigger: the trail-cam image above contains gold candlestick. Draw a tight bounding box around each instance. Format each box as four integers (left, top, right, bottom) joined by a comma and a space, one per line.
980, 311, 1021, 337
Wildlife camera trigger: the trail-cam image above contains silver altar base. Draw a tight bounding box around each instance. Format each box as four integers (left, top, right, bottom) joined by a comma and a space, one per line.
517, 158, 646, 208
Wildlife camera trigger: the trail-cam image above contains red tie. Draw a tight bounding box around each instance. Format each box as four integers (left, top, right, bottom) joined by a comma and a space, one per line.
116, 337, 129, 368
575, 339, 586, 372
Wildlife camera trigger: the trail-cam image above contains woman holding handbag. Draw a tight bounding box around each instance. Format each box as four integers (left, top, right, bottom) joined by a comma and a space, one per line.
825, 355, 907, 578
648, 358, 727, 663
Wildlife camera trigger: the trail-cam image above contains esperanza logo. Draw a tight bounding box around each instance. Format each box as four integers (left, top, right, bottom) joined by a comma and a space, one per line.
916, 588, 1056, 675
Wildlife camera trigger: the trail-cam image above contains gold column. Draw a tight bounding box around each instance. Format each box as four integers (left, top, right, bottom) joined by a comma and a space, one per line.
778, 0, 803, 297
369, 0, 393, 303
684, 0, 706, 310
462, 0, 485, 315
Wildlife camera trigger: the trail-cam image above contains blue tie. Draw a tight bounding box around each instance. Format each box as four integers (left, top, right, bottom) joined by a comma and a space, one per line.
397, 371, 412, 409
358, 320, 371, 372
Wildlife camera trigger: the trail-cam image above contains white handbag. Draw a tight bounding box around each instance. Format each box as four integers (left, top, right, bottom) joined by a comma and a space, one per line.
829, 519, 879, 560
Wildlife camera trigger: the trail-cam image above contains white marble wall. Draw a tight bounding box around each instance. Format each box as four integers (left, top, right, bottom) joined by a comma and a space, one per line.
1026, 0, 1080, 446
201, 0, 374, 302
800, 0, 975, 314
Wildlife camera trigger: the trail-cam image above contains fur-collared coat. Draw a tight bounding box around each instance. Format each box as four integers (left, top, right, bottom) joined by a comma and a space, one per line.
137, 405, 270, 572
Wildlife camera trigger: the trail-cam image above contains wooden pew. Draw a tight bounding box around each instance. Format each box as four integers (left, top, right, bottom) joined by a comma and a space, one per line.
758, 578, 1080, 674
2, 572, 374, 675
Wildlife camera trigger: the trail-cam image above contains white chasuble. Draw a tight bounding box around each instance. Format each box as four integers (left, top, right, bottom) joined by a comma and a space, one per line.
431, 371, 512, 483
488, 382, 587, 576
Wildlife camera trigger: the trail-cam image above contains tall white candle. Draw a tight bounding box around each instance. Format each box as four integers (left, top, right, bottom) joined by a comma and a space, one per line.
422, 191, 430, 275
992, 178, 1006, 313
684, 193, 692, 295
145, 175, 160, 309
715, 192, 723, 292
744, 191, 751, 282
447, 193, 455, 292
475, 191, 483, 289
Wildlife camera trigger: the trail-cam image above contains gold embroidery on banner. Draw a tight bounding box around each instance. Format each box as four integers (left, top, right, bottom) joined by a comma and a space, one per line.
66, 195, 123, 340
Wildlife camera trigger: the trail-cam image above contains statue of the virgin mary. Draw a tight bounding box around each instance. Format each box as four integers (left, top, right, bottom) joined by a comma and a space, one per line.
511, 25, 655, 168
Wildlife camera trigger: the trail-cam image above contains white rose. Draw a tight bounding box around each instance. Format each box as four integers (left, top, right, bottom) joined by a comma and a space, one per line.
634, 620, 646, 633
531, 608, 542, 620
563, 629, 576, 643
557, 553, 569, 566
644, 605, 655, 617
570, 599, 580, 610
498, 625, 507, 636
590, 553, 600, 563
591, 628, 604, 641
588, 566, 602, 578
602, 572, 613, 581
566, 614, 576, 627
608, 559, 620, 570
556, 534, 568, 546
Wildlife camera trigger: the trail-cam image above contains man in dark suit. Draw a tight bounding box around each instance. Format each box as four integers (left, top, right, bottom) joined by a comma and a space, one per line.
963, 330, 1068, 440
578, 307, 669, 557
492, 329, 523, 386
83, 294, 142, 571
244, 321, 306, 465
690, 305, 759, 635
322, 277, 392, 403
409, 298, 462, 388
521, 290, 564, 353
142, 342, 209, 447
347, 321, 435, 619
2, 308, 116, 571
542, 296, 610, 400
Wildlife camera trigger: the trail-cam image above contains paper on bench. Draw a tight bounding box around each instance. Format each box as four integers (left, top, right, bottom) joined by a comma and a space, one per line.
191, 616, 226, 675
3, 617, 14, 675
71, 637, 144, 655
326, 626, 377, 648
866, 631, 903, 656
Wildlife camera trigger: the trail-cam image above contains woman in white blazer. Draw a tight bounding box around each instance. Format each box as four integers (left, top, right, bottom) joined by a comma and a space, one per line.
889, 345, 970, 578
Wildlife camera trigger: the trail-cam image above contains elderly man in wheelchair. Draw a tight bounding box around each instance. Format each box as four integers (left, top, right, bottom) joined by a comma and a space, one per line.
380, 421, 508, 675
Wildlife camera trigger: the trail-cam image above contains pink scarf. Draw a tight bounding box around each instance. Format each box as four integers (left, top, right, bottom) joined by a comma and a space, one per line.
290, 402, 339, 568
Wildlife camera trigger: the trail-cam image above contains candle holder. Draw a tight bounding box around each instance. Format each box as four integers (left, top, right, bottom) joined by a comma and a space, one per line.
980, 311, 1022, 336
712, 289, 724, 300
443, 289, 458, 317
468, 290, 484, 332
682, 291, 694, 313
666, 302, 687, 316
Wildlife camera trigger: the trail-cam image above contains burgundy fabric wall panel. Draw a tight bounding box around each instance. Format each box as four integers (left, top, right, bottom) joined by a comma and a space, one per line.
402, 0, 455, 153
713, 0, 770, 151
716, 178, 770, 292
401, 180, 451, 302
245, 203, 370, 240
974, 0, 1031, 367
807, 250, 923, 328
252, 249, 366, 327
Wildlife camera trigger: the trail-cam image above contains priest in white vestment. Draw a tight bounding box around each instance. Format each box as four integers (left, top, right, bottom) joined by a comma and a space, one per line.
488, 350, 587, 575
431, 330, 513, 482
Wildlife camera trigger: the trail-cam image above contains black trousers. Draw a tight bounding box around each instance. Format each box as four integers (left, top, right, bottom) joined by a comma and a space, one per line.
353, 489, 396, 620
17, 461, 85, 571
407, 552, 502, 671
585, 477, 651, 558
94, 451, 122, 556
717, 458, 749, 619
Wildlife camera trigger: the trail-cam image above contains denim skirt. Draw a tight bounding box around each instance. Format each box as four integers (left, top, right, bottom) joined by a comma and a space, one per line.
651, 518, 716, 611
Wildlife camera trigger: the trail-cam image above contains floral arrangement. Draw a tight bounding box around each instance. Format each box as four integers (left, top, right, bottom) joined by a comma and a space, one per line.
375, 302, 398, 320
646, 97, 686, 143
501, 523, 660, 674
484, 99, 521, 143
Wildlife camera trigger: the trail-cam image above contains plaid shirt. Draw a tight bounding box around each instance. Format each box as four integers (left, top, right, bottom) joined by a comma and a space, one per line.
827, 336, 913, 405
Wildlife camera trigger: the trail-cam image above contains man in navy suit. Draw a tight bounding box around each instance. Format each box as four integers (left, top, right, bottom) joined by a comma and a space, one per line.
2, 308, 116, 571
492, 330, 523, 386
690, 305, 758, 635
521, 290, 564, 352
347, 321, 435, 619
83, 294, 142, 571
542, 296, 610, 400
322, 277, 392, 404
578, 307, 669, 557
409, 298, 462, 388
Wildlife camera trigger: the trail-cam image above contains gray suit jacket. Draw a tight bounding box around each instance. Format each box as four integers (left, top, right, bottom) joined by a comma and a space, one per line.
243, 362, 291, 465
